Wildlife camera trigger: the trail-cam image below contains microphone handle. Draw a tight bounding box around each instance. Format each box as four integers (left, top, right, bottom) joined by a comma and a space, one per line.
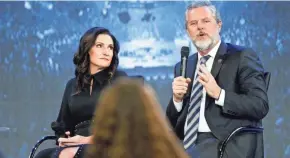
181, 56, 187, 77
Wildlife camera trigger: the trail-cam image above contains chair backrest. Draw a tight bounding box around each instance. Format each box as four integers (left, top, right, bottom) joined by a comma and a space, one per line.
264, 72, 271, 91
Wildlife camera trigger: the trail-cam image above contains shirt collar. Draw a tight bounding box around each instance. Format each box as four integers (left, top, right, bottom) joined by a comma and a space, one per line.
84, 69, 110, 85
197, 40, 221, 61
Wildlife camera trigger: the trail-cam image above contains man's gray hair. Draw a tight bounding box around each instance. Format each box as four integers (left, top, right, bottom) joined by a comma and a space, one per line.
185, 1, 222, 26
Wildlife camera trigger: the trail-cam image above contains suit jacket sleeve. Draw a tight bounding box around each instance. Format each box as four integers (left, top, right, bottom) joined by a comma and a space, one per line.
222, 49, 269, 120
166, 64, 182, 128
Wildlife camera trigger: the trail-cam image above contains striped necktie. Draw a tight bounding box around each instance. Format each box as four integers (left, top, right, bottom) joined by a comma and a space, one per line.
183, 55, 210, 150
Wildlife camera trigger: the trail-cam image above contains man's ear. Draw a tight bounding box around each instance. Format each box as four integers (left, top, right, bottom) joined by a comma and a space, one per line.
186, 29, 190, 35
218, 21, 222, 32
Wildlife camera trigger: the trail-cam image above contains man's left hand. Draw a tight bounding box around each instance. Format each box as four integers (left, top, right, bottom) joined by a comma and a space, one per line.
197, 65, 221, 100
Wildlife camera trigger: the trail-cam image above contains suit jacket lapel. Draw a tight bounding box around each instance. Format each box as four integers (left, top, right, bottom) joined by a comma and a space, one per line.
206, 42, 228, 109
188, 54, 198, 80
184, 54, 198, 99
211, 41, 227, 78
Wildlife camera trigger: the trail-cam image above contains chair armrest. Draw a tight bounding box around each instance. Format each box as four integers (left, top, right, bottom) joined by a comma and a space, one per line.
218, 126, 263, 158
29, 135, 57, 158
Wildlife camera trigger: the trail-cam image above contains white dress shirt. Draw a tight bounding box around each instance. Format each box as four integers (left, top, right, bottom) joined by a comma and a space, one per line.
173, 41, 225, 132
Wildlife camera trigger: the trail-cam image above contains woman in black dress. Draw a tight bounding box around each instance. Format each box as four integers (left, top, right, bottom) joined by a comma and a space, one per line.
35, 27, 127, 158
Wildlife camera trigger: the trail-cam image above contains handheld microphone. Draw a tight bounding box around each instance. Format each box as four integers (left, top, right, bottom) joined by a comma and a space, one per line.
180, 46, 190, 78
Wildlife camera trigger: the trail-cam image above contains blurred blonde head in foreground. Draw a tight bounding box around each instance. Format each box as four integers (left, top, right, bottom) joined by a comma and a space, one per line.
86, 78, 188, 158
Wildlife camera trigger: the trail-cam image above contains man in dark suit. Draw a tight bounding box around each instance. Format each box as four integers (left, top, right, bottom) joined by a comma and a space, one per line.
166, 1, 269, 158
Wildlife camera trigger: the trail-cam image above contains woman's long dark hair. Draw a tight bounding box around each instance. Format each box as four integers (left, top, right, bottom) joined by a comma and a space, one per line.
73, 27, 120, 94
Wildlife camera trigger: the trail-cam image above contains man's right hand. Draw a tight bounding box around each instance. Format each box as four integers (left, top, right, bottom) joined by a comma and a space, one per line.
172, 76, 191, 102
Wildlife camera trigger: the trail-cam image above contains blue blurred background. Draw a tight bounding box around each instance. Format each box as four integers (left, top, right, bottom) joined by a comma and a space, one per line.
0, 1, 289, 158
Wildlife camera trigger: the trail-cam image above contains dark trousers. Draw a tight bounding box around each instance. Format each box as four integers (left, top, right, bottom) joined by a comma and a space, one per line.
186, 132, 220, 158
186, 132, 257, 158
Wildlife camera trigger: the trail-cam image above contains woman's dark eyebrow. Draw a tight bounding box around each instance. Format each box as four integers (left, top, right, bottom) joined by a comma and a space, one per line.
95, 42, 104, 44
95, 42, 113, 46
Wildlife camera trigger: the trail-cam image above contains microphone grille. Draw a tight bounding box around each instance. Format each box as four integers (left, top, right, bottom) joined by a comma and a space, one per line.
181, 46, 189, 57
